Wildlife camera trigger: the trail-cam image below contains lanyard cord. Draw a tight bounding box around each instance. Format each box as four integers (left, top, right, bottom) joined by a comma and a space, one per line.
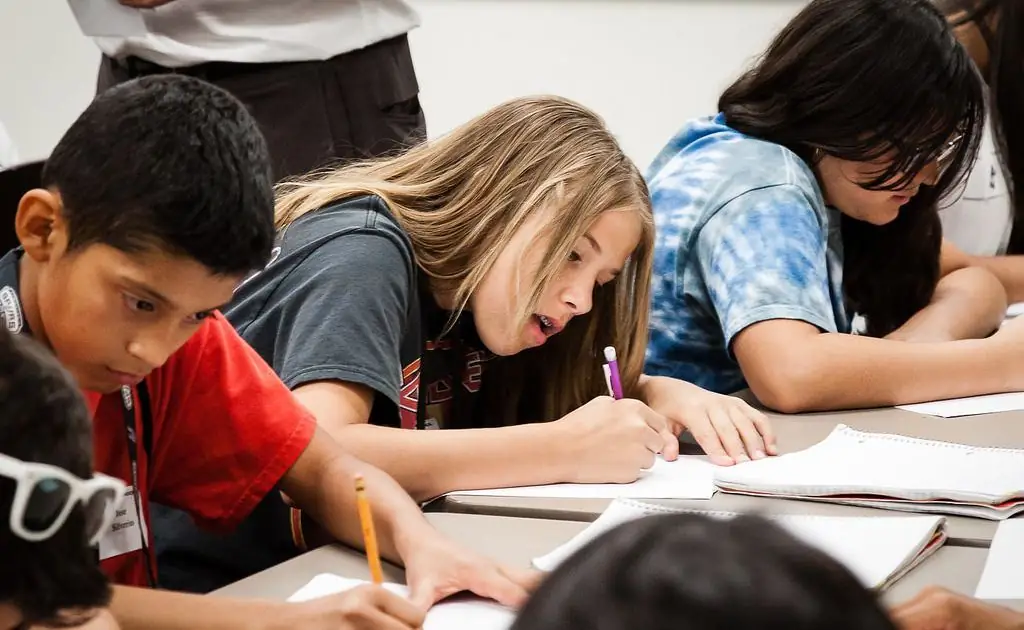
120, 385, 158, 589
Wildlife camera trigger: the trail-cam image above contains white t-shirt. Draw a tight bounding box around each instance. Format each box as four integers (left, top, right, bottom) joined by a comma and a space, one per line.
940, 113, 1013, 256
86, 0, 421, 68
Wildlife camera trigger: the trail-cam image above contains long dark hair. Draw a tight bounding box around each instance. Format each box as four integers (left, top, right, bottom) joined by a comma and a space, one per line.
940, 0, 1024, 253
720, 0, 985, 336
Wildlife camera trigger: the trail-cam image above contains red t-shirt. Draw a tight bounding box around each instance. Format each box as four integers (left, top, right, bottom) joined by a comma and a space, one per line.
83, 313, 316, 587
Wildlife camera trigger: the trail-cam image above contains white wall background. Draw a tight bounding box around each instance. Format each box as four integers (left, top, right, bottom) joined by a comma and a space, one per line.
0, 0, 804, 168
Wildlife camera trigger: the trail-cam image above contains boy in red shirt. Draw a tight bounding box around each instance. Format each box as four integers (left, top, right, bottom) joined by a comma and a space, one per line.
3, 74, 530, 629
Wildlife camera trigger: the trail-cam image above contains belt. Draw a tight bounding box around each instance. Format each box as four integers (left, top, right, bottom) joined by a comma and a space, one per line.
111, 55, 263, 83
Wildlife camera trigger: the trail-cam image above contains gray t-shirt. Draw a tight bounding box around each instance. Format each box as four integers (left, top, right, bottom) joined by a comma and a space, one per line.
226, 195, 491, 429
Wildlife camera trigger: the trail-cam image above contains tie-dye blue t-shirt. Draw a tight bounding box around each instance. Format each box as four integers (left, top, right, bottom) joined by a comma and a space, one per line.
644, 114, 850, 394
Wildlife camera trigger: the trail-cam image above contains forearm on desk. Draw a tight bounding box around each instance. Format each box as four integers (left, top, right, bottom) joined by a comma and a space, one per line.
111, 585, 285, 630
279, 428, 435, 564
291, 380, 573, 501
886, 266, 1006, 342
738, 329, 1015, 413
327, 422, 572, 503
967, 254, 1024, 304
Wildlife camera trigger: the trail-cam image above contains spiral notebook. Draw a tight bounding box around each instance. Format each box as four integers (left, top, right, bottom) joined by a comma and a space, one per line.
289, 574, 515, 630
713, 425, 1024, 520
533, 499, 947, 590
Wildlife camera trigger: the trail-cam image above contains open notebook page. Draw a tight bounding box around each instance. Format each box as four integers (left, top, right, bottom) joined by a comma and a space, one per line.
289, 574, 515, 630
451, 455, 714, 499
975, 520, 1024, 599
713, 425, 1024, 518
533, 499, 945, 590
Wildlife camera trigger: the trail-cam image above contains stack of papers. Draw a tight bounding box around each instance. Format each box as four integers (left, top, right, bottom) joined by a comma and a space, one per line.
533, 499, 947, 590
713, 425, 1024, 519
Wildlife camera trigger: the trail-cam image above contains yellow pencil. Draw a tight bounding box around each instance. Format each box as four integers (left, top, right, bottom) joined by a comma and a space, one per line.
354, 474, 384, 584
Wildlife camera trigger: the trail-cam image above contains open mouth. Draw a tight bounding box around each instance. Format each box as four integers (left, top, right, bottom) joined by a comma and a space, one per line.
536, 314, 560, 337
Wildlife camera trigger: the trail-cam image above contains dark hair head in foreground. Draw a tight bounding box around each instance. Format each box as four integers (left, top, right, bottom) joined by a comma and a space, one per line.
0, 331, 111, 628
512, 512, 897, 630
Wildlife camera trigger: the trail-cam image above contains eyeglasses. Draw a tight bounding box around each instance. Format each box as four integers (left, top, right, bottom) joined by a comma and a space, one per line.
0, 453, 126, 545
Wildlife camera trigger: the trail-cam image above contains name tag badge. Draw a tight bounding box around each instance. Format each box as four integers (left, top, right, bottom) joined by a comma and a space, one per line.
98, 486, 148, 561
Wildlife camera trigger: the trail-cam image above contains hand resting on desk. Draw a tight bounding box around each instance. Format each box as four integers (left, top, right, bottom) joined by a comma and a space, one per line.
892, 587, 1024, 630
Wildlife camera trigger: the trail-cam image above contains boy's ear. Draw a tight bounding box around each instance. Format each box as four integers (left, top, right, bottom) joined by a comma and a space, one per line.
15, 189, 67, 263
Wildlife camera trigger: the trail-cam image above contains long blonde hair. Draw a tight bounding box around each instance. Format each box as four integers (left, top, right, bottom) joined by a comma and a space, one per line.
275, 96, 653, 423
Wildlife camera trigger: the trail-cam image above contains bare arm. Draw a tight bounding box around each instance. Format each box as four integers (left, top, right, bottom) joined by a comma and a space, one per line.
943, 237, 1024, 303
891, 587, 1024, 630
278, 426, 435, 562
277, 426, 534, 609
292, 379, 727, 499
886, 266, 1006, 342
292, 382, 581, 502
733, 318, 1023, 413
109, 585, 427, 630
962, 255, 1024, 304
109, 587, 287, 630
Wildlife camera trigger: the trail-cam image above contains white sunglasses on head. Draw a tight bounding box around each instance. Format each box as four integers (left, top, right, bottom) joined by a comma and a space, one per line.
0, 452, 126, 545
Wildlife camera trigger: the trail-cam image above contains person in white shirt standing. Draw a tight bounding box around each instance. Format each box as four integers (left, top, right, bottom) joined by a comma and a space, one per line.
83, 0, 426, 181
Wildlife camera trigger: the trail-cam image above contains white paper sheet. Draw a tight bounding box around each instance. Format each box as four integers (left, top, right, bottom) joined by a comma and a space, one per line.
534, 499, 946, 590
289, 574, 515, 630
451, 456, 715, 500
68, 0, 147, 37
975, 520, 1024, 599
897, 392, 1024, 418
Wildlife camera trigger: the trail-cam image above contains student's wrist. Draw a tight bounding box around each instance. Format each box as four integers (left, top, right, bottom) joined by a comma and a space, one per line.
547, 412, 591, 482
390, 512, 438, 564
261, 600, 325, 630
636, 374, 693, 409
964, 335, 1022, 390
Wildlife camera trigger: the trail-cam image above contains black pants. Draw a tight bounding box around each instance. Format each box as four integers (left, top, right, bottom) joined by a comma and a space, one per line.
98, 34, 426, 181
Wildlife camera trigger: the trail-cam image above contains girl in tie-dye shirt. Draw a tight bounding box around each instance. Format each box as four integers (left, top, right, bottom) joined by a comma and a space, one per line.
646, 0, 1024, 412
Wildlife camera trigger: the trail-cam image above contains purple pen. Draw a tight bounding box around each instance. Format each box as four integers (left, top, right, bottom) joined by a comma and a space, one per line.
604, 346, 624, 400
